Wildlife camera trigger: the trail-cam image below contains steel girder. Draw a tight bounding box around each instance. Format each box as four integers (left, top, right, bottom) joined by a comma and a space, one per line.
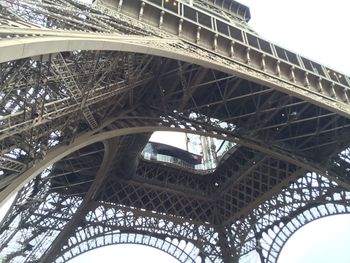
0, 0, 350, 262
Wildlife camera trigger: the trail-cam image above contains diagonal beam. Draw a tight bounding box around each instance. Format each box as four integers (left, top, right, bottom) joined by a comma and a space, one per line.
53, 54, 98, 130
0, 156, 25, 173
0, 76, 152, 141
38, 138, 119, 263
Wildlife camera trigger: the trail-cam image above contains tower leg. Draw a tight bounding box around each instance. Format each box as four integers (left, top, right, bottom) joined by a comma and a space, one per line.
39, 139, 119, 262
217, 227, 239, 263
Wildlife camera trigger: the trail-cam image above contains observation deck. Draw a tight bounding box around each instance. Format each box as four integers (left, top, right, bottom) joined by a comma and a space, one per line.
142, 141, 205, 169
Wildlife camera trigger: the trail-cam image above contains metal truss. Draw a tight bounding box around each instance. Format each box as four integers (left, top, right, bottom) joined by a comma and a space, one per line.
0, 0, 350, 262
228, 173, 350, 262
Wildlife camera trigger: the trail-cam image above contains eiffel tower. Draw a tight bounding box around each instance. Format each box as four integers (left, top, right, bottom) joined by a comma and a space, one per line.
1, 0, 350, 262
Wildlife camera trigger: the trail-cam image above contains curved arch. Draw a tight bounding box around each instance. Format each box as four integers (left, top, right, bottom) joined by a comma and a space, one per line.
59, 232, 200, 263
0, 121, 330, 207
66, 244, 180, 263
232, 173, 350, 260
1, 33, 349, 119
264, 203, 350, 263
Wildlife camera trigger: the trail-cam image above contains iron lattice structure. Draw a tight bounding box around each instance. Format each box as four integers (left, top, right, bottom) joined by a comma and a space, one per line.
0, 0, 350, 262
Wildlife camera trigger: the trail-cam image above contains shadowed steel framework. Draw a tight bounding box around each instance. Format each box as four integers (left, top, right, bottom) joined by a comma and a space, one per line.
0, 0, 350, 262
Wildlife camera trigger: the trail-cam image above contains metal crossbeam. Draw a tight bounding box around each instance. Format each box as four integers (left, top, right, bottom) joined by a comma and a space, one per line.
52, 54, 98, 130
0, 156, 25, 172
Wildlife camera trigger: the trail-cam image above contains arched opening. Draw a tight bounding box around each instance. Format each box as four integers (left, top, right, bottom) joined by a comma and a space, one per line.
67, 244, 180, 263
278, 214, 350, 263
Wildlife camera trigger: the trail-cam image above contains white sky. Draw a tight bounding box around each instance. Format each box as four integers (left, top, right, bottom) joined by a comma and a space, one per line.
1, 0, 349, 262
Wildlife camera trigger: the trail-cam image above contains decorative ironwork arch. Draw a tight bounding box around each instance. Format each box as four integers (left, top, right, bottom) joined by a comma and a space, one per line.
265, 204, 350, 262
223, 172, 350, 262
58, 232, 199, 263
1, 32, 349, 119
2, 116, 338, 207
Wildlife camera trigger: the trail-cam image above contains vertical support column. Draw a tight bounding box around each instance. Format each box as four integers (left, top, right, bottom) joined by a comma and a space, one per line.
256, 243, 266, 263
254, 231, 266, 263
245, 47, 251, 65
216, 226, 238, 263
330, 82, 336, 98
276, 60, 281, 77
289, 66, 295, 82
196, 26, 201, 43
139, 1, 145, 20
117, 0, 123, 11
213, 33, 218, 51
261, 54, 266, 71
230, 41, 235, 58
317, 77, 323, 92
304, 72, 310, 87
178, 18, 183, 36
159, 10, 165, 29
343, 87, 349, 103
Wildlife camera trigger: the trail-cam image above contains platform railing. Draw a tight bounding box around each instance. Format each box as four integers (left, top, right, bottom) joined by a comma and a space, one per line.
141, 152, 216, 172
142, 0, 349, 86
